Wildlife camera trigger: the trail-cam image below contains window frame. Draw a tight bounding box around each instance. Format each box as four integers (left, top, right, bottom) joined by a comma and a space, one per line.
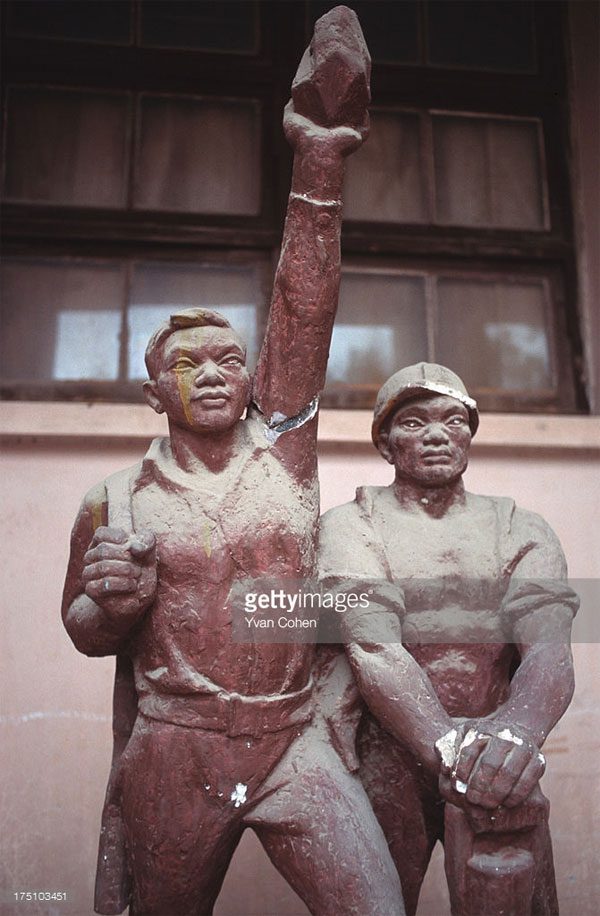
0, 0, 588, 414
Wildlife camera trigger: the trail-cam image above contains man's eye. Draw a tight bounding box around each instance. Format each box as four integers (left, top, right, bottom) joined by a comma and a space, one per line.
221, 355, 243, 367
172, 359, 196, 371
447, 416, 467, 426
401, 419, 422, 429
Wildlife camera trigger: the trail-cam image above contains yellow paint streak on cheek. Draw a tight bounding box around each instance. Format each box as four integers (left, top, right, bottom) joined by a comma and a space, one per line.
203, 521, 212, 558
176, 370, 195, 426
91, 502, 103, 532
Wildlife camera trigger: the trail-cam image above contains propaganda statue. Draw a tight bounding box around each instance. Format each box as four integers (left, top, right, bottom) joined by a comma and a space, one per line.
320, 362, 579, 916
62, 9, 405, 916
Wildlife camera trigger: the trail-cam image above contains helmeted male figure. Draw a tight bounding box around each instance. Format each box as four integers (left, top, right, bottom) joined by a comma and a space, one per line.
62, 9, 405, 915
319, 362, 579, 916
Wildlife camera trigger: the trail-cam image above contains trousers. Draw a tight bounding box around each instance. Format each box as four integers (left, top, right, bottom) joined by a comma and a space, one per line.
119, 711, 404, 916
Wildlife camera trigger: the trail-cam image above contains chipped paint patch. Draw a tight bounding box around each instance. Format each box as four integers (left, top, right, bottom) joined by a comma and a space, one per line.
538, 752, 546, 766
460, 728, 478, 750
454, 779, 468, 794
497, 728, 524, 746
230, 783, 248, 808
435, 728, 458, 768
262, 397, 319, 444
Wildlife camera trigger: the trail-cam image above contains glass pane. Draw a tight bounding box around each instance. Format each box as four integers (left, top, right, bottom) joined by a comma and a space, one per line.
141, 1, 257, 52
326, 272, 428, 393
7, 1, 132, 44
433, 114, 545, 229
488, 120, 546, 229
427, 1, 535, 73
436, 278, 552, 391
309, 2, 419, 64
344, 112, 427, 222
3, 88, 129, 207
0, 259, 123, 381
128, 262, 264, 379
135, 97, 261, 215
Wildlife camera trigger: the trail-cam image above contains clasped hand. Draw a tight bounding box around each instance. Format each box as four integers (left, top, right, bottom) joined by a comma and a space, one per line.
437, 721, 545, 811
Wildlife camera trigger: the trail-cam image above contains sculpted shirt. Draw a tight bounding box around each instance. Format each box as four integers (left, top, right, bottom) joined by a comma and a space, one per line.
319, 486, 579, 717
72, 421, 318, 709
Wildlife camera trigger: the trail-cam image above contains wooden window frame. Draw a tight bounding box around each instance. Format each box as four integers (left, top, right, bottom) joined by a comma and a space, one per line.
0, 0, 588, 413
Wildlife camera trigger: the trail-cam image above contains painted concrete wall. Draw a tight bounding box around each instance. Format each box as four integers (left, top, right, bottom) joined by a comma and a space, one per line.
1, 434, 598, 915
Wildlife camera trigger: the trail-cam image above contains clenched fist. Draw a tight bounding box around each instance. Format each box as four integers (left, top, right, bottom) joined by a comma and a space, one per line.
82, 526, 157, 625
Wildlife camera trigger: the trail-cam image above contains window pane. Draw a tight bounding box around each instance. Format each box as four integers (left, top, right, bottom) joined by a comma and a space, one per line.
140, 1, 257, 52
326, 272, 428, 394
134, 97, 261, 215
309, 2, 419, 64
436, 278, 552, 392
344, 113, 427, 222
7, 1, 132, 44
433, 114, 546, 229
0, 260, 123, 381
427, 1, 535, 73
128, 262, 264, 379
3, 88, 129, 207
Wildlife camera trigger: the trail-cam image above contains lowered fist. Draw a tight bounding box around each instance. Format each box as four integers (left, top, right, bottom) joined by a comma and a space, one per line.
82, 526, 157, 626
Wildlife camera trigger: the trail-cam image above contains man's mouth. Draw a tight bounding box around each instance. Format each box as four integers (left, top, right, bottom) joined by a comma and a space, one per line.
421, 450, 452, 462
192, 391, 230, 406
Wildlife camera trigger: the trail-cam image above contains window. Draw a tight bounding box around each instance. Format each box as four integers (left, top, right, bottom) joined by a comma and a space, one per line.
1, 1, 586, 414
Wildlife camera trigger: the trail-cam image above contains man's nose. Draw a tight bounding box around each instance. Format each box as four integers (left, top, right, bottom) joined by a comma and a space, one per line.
193, 360, 225, 385
423, 422, 449, 444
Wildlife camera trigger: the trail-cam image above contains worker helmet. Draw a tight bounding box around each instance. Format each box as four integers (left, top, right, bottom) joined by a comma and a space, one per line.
371, 362, 479, 447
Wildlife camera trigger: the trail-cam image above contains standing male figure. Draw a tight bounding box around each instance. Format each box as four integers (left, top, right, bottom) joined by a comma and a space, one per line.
62, 9, 405, 915
320, 362, 579, 916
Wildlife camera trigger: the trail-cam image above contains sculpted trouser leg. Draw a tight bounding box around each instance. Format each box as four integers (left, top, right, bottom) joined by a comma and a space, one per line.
119, 716, 297, 916
247, 718, 406, 916
358, 715, 443, 916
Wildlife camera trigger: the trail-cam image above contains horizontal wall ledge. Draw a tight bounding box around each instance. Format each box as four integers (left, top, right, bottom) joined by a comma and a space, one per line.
1, 402, 599, 452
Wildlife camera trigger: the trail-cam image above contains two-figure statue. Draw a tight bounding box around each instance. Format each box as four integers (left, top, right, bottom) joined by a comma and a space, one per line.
62, 7, 578, 916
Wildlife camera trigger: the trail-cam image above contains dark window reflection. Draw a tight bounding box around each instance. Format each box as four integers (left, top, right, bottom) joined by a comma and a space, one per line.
427, 1, 535, 73
7, 1, 132, 44
140, 1, 258, 52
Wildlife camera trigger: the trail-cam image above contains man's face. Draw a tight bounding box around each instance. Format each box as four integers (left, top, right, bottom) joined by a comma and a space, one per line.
144, 325, 251, 433
379, 393, 472, 487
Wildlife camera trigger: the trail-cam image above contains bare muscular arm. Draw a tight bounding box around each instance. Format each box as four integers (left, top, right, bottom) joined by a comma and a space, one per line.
251, 8, 370, 486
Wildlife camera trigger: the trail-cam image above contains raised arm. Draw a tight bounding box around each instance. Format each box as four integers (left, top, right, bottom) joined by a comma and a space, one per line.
251, 7, 370, 484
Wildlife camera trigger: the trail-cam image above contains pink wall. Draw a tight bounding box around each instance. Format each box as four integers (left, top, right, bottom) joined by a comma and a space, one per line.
1, 433, 598, 915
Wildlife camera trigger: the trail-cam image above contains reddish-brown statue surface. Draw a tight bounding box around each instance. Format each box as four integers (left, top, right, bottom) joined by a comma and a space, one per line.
319, 363, 579, 916
62, 9, 405, 916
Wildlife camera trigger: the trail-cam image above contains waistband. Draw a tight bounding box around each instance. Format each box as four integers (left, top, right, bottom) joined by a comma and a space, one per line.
138, 678, 314, 737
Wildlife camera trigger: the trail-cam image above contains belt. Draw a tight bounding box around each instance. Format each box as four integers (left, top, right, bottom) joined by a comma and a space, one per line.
137, 678, 314, 737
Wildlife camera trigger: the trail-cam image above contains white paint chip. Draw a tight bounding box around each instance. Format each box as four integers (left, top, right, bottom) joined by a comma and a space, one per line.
231, 783, 248, 808
454, 780, 468, 794
435, 728, 458, 768
497, 728, 524, 746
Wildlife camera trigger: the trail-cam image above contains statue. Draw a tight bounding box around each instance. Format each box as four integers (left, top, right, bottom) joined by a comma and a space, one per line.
62, 9, 405, 915
319, 362, 579, 916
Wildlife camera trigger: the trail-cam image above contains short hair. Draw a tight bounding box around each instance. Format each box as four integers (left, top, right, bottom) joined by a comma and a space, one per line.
144, 308, 245, 379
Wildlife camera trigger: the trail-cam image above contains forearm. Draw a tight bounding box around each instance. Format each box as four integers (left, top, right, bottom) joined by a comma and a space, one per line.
252, 146, 345, 421
347, 642, 453, 774
489, 642, 575, 747
63, 592, 133, 657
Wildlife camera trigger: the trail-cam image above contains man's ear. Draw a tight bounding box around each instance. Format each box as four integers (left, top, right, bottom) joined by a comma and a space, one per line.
143, 380, 164, 414
377, 429, 394, 465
